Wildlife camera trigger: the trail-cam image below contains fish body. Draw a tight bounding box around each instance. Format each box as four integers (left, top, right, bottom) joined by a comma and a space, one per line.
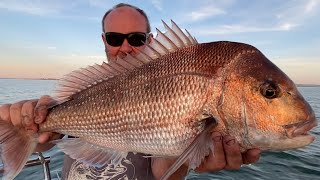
0, 21, 317, 179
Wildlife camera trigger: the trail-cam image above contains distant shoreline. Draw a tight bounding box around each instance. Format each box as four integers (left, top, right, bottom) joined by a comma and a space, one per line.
296, 84, 320, 87
0, 78, 319, 86
0, 77, 58, 80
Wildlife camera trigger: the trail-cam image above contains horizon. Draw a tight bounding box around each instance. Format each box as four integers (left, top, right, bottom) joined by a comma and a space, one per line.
1, 77, 320, 86
0, 0, 319, 84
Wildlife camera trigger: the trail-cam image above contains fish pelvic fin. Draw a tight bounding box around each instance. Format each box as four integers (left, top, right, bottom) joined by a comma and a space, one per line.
53, 138, 128, 168
160, 118, 216, 180
0, 121, 38, 180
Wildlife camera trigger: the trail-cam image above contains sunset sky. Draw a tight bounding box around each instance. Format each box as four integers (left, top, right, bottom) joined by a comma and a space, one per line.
0, 0, 319, 84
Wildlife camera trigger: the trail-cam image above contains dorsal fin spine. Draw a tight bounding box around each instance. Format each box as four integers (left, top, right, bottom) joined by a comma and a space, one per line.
146, 45, 162, 58
127, 53, 144, 65
87, 66, 105, 79
185, 29, 197, 44
59, 79, 86, 89
111, 60, 128, 71
137, 49, 153, 62
57, 83, 81, 91
80, 68, 99, 80
103, 62, 121, 74
162, 20, 184, 47
156, 28, 178, 50
171, 20, 192, 45
152, 38, 170, 54
122, 54, 140, 67
68, 73, 92, 85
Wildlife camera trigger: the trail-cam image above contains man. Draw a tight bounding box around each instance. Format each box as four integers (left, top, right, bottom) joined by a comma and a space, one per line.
0, 3, 261, 180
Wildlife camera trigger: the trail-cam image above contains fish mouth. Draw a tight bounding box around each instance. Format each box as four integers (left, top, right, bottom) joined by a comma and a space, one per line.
283, 114, 317, 139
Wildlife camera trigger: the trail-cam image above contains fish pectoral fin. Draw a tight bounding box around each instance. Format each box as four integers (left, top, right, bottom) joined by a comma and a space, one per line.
53, 138, 127, 168
160, 118, 216, 180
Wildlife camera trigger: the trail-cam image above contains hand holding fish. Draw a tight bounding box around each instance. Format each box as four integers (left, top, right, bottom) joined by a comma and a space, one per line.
194, 133, 261, 171
0, 96, 61, 151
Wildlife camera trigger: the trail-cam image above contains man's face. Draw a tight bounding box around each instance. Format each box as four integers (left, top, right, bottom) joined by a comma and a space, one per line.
102, 6, 151, 61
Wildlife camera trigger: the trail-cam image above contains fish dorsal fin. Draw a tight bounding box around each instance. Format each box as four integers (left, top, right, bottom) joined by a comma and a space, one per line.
53, 138, 128, 167
144, 20, 198, 59
54, 20, 197, 103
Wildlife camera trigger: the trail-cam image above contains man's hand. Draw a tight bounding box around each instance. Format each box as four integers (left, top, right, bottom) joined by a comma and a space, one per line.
196, 132, 261, 172
152, 132, 261, 179
0, 95, 61, 151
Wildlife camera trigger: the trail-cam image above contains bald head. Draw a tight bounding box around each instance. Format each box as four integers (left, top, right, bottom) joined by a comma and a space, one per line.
102, 3, 151, 33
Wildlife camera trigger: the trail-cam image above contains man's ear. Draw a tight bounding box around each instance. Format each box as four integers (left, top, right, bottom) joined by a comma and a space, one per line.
101, 33, 107, 45
148, 33, 154, 43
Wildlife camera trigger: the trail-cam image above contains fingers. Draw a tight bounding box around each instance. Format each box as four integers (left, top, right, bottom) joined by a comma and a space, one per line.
38, 132, 62, 144
10, 100, 27, 126
196, 132, 257, 173
34, 95, 52, 124
0, 104, 11, 122
1, 100, 39, 133
223, 135, 242, 170
21, 100, 37, 126
196, 132, 225, 172
242, 148, 261, 164
21, 100, 38, 132
34, 95, 57, 144
38, 132, 53, 144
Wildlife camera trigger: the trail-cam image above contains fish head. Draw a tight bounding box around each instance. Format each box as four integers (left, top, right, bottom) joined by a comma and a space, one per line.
217, 42, 317, 151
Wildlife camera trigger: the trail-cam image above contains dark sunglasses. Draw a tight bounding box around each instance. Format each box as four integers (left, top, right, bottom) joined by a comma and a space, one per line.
104, 32, 149, 47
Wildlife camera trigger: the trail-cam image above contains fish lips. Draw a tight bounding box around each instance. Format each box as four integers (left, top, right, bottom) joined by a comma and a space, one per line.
283, 113, 317, 139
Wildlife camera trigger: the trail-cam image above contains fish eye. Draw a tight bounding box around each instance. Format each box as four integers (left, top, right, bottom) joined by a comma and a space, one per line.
260, 81, 280, 99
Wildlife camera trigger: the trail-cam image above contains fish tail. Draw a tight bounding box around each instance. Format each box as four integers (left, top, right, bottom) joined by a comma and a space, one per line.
0, 120, 38, 180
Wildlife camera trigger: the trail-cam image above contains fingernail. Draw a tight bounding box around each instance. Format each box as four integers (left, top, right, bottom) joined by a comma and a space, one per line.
23, 115, 32, 126
35, 116, 41, 124
224, 136, 236, 145
212, 132, 222, 142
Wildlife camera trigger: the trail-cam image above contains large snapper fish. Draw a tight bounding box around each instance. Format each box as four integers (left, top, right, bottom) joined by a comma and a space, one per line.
0, 20, 317, 180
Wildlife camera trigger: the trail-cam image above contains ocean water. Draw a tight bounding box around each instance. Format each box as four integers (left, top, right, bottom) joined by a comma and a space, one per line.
0, 79, 319, 180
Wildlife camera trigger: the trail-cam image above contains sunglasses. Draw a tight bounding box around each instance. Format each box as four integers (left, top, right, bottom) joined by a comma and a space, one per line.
104, 32, 149, 47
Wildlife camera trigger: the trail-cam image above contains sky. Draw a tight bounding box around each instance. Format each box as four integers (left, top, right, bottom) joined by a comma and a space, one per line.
0, 0, 319, 84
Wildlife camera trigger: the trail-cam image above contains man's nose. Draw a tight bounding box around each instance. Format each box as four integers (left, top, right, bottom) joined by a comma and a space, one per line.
119, 39, 133, 53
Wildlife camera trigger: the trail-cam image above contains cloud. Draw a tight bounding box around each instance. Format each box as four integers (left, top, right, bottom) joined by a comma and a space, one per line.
278, 22, 298, 31
305, 0, 318, 13
275, 0, 319, 24
0, 0, 101, 21
0, 0, 65, 15
191, 23, 299, 35
47, 46, 57, 50
189, 6, 226, 21
151, 0, 163, 11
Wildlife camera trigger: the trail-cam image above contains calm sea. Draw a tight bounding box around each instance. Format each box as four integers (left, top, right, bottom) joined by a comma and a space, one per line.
0, 79, 319, 180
